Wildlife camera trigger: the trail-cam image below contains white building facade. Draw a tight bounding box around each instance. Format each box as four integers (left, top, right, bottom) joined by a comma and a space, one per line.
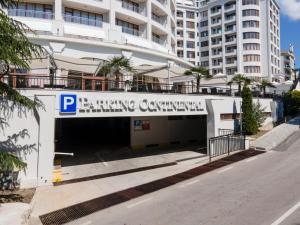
281, 49, 296, 81
175, 0, 200, 66
5, 0, 192, 70
198, 0, 280, 79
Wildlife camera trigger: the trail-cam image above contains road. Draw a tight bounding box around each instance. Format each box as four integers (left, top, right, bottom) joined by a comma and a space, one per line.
67, 131, 300, 225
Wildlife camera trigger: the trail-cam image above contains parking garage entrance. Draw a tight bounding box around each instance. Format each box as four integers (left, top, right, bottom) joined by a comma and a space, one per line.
54, 115, 207, 183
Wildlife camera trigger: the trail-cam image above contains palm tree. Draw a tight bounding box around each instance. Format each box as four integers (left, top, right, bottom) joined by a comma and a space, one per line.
98, 56, 134, 89
259, 79, 276, 97
227, 74, 251, 94
184, 67, 211, 93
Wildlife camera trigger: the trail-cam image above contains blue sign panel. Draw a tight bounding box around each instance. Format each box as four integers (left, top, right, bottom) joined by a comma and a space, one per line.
60, 94, 77, 114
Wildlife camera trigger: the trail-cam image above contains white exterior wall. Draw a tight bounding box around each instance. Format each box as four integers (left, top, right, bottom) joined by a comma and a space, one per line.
198, 0, 281, 79
7, 0, 191, 68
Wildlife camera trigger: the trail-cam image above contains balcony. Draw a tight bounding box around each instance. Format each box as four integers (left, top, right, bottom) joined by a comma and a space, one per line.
212, 62, 223, 68
211, 31, 222, 37
64, 14, 103, 27
210, 9, 222, 17
225, 38, 237, 45
8, 9, 53, 20
152, 36, 166, 46
121, 26, 142, 36
226, 61, 237, 67
211, 41, 222, 47
122, 1, 146, 16
225, 49, 237, 56
225, 16, 236, 23
152, 14, 166, 27
224, 4, 236, 12
225, 27, 236, 34
211, 51, 222, 58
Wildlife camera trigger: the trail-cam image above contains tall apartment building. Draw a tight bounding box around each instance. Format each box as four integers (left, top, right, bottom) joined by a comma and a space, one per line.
176, 0, 200, 65
177, 0, 281, 79
5, 0, 192, 72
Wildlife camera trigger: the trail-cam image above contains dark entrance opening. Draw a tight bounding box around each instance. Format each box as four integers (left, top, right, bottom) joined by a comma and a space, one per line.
55, 117, 130, 167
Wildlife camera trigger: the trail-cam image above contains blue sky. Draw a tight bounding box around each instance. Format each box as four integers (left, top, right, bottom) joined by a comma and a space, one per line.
280, 0, 300, 67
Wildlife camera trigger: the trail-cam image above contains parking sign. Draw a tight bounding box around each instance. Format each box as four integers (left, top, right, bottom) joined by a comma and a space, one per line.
60, 94, 77, 113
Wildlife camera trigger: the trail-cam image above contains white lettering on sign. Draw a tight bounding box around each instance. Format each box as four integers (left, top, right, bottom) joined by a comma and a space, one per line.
78, 97, 204, 114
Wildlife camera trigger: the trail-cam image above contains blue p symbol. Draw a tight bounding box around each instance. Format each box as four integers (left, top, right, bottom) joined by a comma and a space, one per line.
60, 94, 77, 113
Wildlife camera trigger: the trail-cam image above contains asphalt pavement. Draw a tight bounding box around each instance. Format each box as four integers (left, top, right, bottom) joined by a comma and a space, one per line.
65, 131, 300, 225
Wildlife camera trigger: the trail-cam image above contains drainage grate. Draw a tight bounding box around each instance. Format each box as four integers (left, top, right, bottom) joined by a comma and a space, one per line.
40, 149, 265, 225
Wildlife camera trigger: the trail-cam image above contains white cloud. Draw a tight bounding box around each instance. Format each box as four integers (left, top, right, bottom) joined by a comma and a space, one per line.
280, 0, 300, 20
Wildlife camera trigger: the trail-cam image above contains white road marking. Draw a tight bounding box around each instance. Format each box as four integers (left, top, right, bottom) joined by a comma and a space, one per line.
246, 156, 258, 163
179, 179, 200, 188
270, 201, 300, 225
126, 197, 153, 209
217, 166, 233, 174
81, 221, 92, 225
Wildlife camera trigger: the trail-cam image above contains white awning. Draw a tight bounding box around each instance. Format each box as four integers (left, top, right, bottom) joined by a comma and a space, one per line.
53, 55, 101, 74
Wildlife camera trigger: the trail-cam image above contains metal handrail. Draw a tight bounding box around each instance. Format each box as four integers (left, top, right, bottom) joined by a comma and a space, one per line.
8, 9, 54, 19
63, 14, 103, 27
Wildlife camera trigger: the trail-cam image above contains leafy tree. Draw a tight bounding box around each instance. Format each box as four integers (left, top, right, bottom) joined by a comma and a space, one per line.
253, 101, 266, 128
241, 86, 258, 135
0, 0, 44, 184
227, 74, 251, 94
184, 67, 211, 92
283, 90, 300, 116
259, 79, 276, 96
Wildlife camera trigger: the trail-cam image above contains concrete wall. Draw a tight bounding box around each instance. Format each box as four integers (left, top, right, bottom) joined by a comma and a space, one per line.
0, 90, 283, 188
130, 115, 206, 149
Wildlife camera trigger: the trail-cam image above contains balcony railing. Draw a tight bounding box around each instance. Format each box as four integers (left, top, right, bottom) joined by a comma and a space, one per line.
121, 26, 142, 36
8, 9, 53, 19
63, 14, 103, 27
122, 1, 145, 15
152, 36, 165, 45
152, 14, 166, 26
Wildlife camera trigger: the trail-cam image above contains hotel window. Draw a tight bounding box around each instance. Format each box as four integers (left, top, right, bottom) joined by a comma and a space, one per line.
64, 8, 103, 27
243, 32, 259, 39
201, 61, 209, 67
8, 2, 53, 19
177, 40, 183, 47
244, 66, 260, 73
200, 20, 208, 27
243, 54, 260, 62
201, 31, 208, 37
242, 0, 258, 5
201, 51, 209, 57
243, 20, 259, 28
201, 41, 208, 47
116, 19, 140, 36
242, 9, 259, 17
187, 51, 195, 59
177, 11, 183, 17
186, 41, 195, 48
200, 10, 208, 19
177, 20, 183, 27
186, 21, 195, 29
243, 43, 260, 50
186, 11, 195, 19
187, 31, 195, 39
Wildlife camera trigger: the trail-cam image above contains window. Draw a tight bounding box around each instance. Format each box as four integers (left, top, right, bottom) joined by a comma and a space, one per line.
116, 19, 139, 36
243, 32, 260, 39
243, 54, 260, 62
243, 43, 260, 50
201, 51, 209, 57
187, 51, 195, 58
243, 20, 259, 28
201, 31, 208, 37
186, 11, 195, 19
64, 8, 103, 27
242, 9, 259, 17
177, 11, 183, 17
242, 0, 258, 5
201, 41, 209, 47
186, 41, 195, 48
244, 66, 260, 73
200, 20, 208, 27
8, 2, 53, 19
186, 21, 195, 29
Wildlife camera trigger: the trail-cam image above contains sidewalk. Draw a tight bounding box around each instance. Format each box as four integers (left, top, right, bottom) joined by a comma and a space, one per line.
252, 116, 300, 150
0, 203, 31, 225
30, 156, 208, 225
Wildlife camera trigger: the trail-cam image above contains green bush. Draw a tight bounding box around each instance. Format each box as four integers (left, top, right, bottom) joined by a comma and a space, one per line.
242, 86, 258, 135
283, 90, 300, 116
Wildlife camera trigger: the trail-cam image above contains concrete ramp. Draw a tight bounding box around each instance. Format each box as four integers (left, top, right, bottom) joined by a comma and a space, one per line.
252, 117, 300, 151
